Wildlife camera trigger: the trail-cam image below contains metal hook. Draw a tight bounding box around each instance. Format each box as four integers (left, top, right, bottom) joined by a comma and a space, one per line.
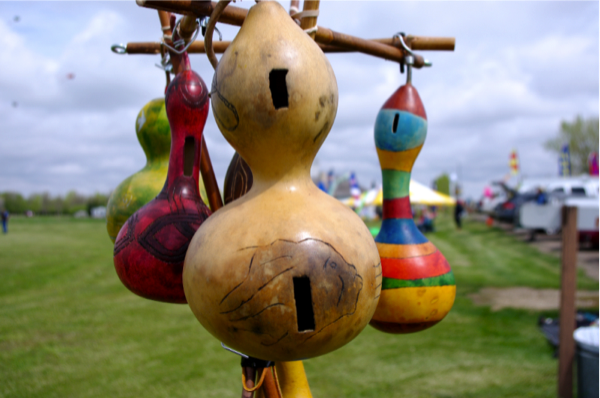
161, 17, 201, 55
111, 44, 127, 54
393, 32, 432, 84
221, 342, 249, 358
154, 44, 173, 72
200, 17, 222, 41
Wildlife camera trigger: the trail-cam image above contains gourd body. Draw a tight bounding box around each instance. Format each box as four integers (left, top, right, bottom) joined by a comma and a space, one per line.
114, 62, 212, 304
106, 99, 170, 242
370, 83, 456, 333
183, 1, 381, 361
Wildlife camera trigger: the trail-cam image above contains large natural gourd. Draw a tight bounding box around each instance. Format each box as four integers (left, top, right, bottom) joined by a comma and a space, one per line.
370, 81, 456, 333
106, 99, 170, 243
183, 1, 381, 361
114, 53, 212, 304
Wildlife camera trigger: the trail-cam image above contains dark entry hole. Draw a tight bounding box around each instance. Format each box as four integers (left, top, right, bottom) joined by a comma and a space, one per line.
293, 276, 315, 332
392, 113, 399, 133
183, 137, 195, 176
269, 69, 289, 109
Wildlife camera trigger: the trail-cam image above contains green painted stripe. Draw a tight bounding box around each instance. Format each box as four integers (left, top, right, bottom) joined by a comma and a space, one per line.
381, 272, 455, 289
382, 169, 410, 199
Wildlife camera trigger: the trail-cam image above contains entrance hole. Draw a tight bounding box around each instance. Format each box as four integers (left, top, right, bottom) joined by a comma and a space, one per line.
269, 69, 289, 109
293, 276, 315, 332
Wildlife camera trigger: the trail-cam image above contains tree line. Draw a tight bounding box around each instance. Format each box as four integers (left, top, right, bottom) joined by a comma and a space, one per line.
0, 191, 110, 216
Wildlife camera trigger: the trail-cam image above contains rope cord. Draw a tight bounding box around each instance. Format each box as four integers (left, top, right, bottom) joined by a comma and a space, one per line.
242, 367, 268, 392
271, 366, 283, 398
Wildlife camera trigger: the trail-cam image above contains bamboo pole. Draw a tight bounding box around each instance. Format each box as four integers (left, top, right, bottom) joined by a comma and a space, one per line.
136, 0, 454, 65
200, 137, 224, 212
123, 36, 451, 55
178, 14, 198, 43
299, 0, 320, 40
558, 206, 578, 398
125, 41, 231, 54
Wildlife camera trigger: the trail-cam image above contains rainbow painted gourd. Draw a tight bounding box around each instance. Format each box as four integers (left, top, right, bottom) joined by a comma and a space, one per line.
369, 83, 456, 334
106, 99, 171, 242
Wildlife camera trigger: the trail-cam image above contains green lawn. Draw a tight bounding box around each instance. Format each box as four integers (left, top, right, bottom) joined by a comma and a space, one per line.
0, 215, 597, 398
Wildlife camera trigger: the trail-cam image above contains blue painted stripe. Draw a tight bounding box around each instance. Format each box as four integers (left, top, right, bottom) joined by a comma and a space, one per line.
374, 110, 427, 152
375, 218, 429, 245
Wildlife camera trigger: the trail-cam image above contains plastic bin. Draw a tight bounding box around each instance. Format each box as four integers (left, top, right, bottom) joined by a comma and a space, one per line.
573, 326, 599, 398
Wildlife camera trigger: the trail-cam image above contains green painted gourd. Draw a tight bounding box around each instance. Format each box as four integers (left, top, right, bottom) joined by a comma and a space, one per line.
106, 98, 171, 242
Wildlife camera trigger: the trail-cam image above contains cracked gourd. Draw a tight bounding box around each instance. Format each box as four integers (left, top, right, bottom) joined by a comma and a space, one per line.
183, 1, 380, 361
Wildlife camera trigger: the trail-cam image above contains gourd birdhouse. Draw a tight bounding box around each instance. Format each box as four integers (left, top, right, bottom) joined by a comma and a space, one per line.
106, 99, 171, 243
183, 1, 381, 361
370, 81, 456, 333
114, 53, 212, 304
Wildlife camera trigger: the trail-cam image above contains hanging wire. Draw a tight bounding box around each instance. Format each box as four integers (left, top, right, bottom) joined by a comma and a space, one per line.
161, 17, 201, 55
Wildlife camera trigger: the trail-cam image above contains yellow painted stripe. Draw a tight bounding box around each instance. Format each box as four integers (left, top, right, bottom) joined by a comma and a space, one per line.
371, 285, 456, 324
377, 145, 423, 172
376, 241, 437, 259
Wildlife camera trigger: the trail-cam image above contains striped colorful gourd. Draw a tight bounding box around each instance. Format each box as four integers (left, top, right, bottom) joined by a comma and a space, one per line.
369, 83, 456, 334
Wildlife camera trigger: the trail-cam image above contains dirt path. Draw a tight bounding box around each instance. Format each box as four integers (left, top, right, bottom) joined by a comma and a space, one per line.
469, 287, 599, 311
468, 214, 598, 310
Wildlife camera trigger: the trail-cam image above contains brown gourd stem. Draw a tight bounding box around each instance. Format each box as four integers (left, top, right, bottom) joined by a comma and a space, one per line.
204, 0, 231, 70
199, 137, 224, 211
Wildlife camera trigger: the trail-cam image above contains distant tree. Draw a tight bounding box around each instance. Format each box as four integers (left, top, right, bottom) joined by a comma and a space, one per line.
64, 191, 87, 215
544, 115, 599, 175
0, 192, 27, 213
86, 192, 109, 215
27, 194, 43, 214
434, 174, 450, 195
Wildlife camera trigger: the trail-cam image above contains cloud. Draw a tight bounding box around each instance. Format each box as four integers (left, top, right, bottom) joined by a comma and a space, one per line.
0, 1, 597, 202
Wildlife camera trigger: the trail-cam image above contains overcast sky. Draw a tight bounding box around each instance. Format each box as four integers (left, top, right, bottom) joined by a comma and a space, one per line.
0, 1, 598, 199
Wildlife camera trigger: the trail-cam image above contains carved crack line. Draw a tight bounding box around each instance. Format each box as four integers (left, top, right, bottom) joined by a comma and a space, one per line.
238, 238, 360, 275
230, 303, 286, 322
219, 253, 256, 305
337, 275, 344, 307
219, 267, 295, 314
301, 282, 363, 344
261, 332, 288, 347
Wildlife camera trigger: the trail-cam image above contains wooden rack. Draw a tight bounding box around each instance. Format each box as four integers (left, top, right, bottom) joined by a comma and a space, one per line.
129, 0, 454, 67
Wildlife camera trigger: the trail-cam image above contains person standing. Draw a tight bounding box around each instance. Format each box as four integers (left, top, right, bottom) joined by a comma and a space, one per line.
1, 210, 9, 234
454, 200, 464, 230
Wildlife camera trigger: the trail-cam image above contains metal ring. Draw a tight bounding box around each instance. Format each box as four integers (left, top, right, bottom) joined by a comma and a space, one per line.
111, 44, 127, 54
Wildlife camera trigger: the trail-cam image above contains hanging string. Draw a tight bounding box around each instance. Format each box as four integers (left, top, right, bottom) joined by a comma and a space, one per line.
242, 367, 268, 392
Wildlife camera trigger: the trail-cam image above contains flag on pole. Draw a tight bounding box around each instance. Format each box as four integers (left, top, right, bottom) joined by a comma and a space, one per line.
589, 152, 599, 176
559, 144, 571, 176
509, 149, 519, 175
349, 172, 361, 200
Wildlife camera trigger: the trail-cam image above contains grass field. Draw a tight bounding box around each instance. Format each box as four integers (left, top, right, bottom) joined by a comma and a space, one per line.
0, 214, 597, 398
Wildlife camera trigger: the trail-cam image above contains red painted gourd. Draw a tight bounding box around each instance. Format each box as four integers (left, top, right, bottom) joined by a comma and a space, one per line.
113, 53, 211, 304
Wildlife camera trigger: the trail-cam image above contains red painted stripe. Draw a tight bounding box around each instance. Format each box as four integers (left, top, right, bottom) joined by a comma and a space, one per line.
381, 84, 427, 120
383, 197, 412, 219
381, 250, 451, 280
